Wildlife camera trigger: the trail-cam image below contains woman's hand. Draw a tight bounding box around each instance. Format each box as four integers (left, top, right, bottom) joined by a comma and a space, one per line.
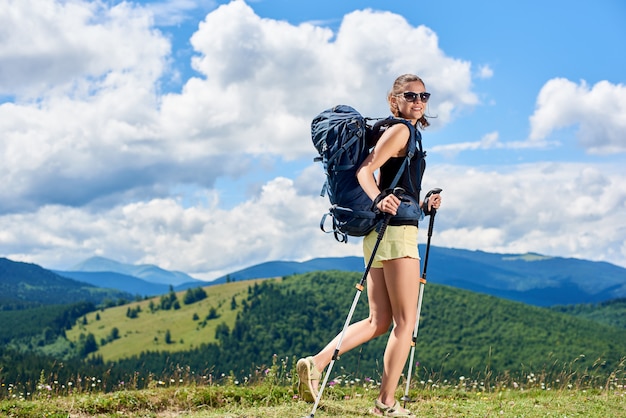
421, 192, 442, 215
377, 194, 401, 215
428, 193, 442, 211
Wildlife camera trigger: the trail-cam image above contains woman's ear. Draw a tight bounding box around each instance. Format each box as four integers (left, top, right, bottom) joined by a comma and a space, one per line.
389, 96, 399, 116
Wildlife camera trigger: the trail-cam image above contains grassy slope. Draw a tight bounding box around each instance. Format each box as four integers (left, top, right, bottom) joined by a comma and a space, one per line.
1, 385, 624, 417
65, 278, 273, 361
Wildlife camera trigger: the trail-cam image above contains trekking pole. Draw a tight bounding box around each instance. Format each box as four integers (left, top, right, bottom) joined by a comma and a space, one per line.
401, 188, 442, 408
303, 188, 404, 418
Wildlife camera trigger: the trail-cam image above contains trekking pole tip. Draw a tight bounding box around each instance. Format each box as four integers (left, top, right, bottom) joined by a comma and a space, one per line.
400, 394, 415, 408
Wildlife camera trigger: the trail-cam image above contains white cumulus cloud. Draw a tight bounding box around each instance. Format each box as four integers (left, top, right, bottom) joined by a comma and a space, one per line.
529, 78, 626, 154
0, 0, 477, 214
425, 163, 626, 268
2, 162, 624, 279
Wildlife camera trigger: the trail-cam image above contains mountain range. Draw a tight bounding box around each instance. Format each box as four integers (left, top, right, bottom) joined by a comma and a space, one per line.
2, 247, 625, 307
52, 256, 207, 297
209, 246, 626, 307
69, 256, 202, 286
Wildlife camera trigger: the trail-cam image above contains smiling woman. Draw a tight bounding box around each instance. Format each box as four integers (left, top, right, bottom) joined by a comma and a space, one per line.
298, 73, 441, 417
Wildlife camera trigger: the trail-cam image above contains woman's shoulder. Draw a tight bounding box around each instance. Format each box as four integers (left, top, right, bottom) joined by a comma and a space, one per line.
379, 122, 412, 151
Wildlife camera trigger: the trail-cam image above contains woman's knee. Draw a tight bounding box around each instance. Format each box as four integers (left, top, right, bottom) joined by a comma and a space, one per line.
391, 318, 416, 338
369, 315, 392, 336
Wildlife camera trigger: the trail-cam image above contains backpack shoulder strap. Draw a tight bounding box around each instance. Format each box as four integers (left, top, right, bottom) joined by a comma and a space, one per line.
370, 118, 421, 189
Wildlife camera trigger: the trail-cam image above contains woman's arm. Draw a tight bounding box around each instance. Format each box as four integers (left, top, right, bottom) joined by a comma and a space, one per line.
356, 123, 410, 214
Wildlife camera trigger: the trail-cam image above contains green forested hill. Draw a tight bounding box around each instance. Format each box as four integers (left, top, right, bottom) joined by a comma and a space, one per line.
0, 257, 131, 309
1, 271, 624, 393
211, 271, 626, 379
551, 298, 626, 329
0, 302, 94, 344
107, 271, 626, 384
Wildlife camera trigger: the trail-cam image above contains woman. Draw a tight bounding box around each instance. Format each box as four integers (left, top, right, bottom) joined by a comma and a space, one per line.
297, 74, 442, 417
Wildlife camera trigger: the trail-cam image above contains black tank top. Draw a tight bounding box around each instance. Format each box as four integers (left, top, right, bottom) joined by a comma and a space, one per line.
378, 153, 425, 201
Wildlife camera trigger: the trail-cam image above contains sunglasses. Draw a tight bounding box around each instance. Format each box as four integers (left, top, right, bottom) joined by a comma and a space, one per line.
399, 91, 431, 103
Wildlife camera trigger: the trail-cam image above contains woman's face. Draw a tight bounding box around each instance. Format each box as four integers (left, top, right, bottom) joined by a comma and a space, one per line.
393, 80, 428, 123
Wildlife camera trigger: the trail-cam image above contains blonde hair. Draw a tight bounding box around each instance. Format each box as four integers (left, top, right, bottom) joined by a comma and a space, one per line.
387, 74, 430, 129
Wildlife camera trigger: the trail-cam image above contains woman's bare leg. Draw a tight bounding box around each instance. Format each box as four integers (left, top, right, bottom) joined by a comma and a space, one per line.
377, 257, 420, 408
310, 267, 392, 388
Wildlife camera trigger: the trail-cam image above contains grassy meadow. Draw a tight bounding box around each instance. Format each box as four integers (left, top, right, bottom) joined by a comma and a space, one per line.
1, 355, 625, 417
65, 279, 272, 362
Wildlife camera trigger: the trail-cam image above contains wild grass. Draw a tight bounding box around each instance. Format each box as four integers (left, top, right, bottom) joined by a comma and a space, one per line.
1, 354, 625, 417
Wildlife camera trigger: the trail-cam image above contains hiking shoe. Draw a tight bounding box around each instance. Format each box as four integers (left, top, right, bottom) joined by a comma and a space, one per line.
296, 356, 321, 402
369, 399, 415, 417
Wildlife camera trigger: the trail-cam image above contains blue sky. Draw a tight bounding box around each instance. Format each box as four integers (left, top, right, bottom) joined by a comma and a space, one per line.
0, 0, 625, 280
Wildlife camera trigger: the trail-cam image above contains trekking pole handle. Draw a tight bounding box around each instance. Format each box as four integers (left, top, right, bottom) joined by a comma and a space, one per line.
392, 187, 405, 198
423, 188, 442, 216
425, 188, 442, 198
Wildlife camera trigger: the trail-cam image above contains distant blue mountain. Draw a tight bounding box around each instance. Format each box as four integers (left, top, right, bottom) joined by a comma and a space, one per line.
210, 257, 365, 284
210, 246, 626, 307
40, 247, 626, 307
54, 270, 171, 297
425, 247, 626, 306
70, 256, 203, 286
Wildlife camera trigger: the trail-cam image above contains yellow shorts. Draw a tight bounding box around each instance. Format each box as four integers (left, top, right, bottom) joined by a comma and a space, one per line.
363, 225, 420, 269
